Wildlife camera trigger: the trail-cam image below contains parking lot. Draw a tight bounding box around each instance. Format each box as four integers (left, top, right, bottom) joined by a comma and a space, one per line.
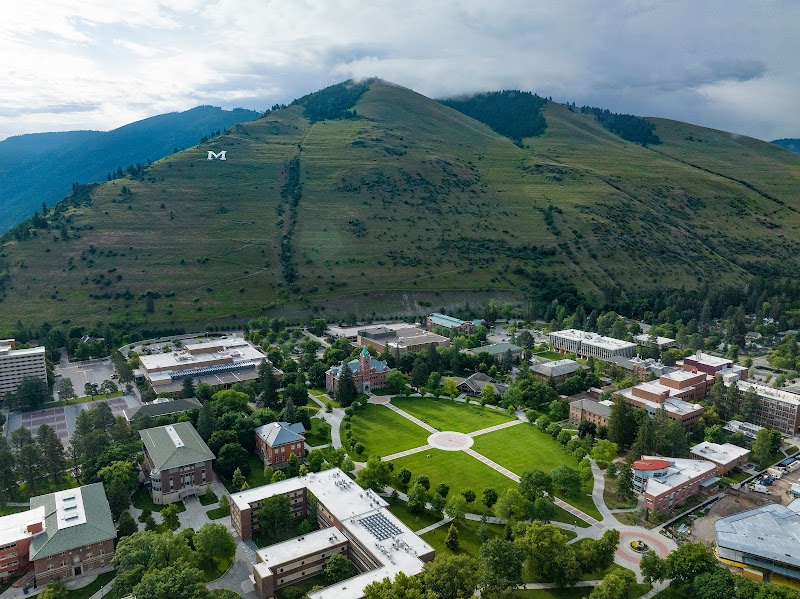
5, 395, 139, 446
54, 359, 117, 400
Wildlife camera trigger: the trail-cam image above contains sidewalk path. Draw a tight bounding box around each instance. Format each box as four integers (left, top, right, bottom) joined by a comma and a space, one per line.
415, 517, 452, 535
383, 444, 433, 461
468, 419, 523, 438
379, 400, 438, 434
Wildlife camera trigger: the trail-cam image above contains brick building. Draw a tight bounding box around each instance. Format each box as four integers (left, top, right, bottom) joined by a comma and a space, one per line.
569, 398, 611, 428
690, 442, 751, 475
532, 359, 584, 386
0, 507, 45, 582
617, 369, 709, 428
230, 469, 434, 599
140, 422, 215, 504
255, 421, 306, 469
0, 339, 48, 399
326, 347, 389, 394
31, 484, 116, 587
632, 456, 718, 514
679, 351, 749, 381
426, 313, 477, 335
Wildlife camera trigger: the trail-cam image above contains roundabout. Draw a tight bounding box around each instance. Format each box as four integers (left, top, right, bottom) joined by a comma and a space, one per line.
427, 430, 474, 451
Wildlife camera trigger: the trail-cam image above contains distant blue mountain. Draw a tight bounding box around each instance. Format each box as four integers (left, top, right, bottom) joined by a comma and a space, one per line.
772, 138, 800, 153
0, 105, 260, 232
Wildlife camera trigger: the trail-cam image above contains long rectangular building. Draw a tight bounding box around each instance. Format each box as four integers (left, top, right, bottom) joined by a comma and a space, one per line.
731, 381, 800, 436
548, 329, 637, 361
617, 369, 708, 428
230, 469, 434, 599
138, 336, 271, 396
0, 339, 48, 398
357, 326, 450, 357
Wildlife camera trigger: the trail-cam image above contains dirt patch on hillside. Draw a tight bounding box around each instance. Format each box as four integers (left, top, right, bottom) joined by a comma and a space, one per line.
691, 491, 782, 546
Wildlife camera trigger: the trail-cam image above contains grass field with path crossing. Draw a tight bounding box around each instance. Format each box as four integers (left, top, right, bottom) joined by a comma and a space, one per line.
390, 396, 514, 433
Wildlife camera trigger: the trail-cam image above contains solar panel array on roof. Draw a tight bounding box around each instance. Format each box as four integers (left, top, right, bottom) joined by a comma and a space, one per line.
169, 360, 256, 380
359, 512, 402, 541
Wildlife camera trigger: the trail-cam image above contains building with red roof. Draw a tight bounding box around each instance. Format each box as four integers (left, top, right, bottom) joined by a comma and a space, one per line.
632, 455, 718, 514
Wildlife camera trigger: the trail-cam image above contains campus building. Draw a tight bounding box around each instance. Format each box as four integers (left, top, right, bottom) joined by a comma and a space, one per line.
467, 342, 524, 364
716, 503, 800, 581
426, 313, 478, 335
138, 336, 273, 397
605, 356, 676, 379
326, 347, 389, 394
122, 396, 202, 422
690, 442, 751, 475
255, 421, 306, 469
455, 372, 508, 397
531, 359, 584, 386
357, 326, 450, 357
140, 422, 215, 504
617, 370, 708, 428
569, 398, 612, 428
631, 456, 718, 514
730, 381, 800, 436
724, 420, 764, 440
0, 339, 48, 399
229, 469, 435, 599
678, 351, 749, 382
548, 329, 637, 361
633, 334, 677, 351
0, 483, 116, 586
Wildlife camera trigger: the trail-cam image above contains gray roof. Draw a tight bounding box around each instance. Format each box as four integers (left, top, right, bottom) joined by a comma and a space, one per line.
29, 483, 116, 560
473, 342, 522, 356
716, 504, 800, 569
531, 359, 582, 377
569, 398, 611, 419
256, 421, 306, 447
124, 396, 202, 421
140, 421, 215, 471
458, 372, 508, 395
329, 356, 388, 377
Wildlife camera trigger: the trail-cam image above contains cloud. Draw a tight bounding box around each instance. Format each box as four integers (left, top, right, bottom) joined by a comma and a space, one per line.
0, 0, 797, 141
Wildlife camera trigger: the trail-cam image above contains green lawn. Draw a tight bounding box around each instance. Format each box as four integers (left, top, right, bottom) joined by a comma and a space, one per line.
533, 351, 564, 361
421, 518, 506, 559
385, 495, 442, 531
310, 388, 341, 408
132, 487, 186, 513
66, 571, 115, 599
721, 469, 751, 485
207, 503, 231, 520
219, 454, 271, 493
603, 474, 637, 510
470, 424, 573, 475
305, 418, 332, 447
276, 573, 328, 599
389, 449, 516, 510
200, 556, 234, 582
42, 390, 123, 409
390, 396, 514, 433
786, 446, 799, 456
471, 424, 602, 521
0, 504, 28, 516
199, 490, 218, 506
347, 404, 430, 457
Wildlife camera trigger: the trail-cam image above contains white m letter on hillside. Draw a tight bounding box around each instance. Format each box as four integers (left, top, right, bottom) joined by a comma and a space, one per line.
207, 150, 227, 160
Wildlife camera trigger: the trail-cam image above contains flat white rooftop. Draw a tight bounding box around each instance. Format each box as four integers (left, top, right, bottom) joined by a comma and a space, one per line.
620, 386, 702, 416
139, 338, 265, 372
691, 442, 750, 465
550, 329, 636, 351
633, 334, 676, 346
662, 370, 705, 382
0, 506, 45, 544
736, 380, 800, 407
639, 456, 716, 496
684, 352, 731, 368
234, 469, 434, 599
0, 345, 45, 358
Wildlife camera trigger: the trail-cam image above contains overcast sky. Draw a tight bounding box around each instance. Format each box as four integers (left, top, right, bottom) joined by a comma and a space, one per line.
1, 0, 797, 142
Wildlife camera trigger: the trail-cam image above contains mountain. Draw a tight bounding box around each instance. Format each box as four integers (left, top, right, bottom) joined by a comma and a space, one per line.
0, 106, 261, 232
1, 80, 799, 334
772, 139, 800, 153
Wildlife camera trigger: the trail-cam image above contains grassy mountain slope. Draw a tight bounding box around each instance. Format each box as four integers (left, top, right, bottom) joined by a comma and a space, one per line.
1, 81, 799, 331
0, 106, 260, 232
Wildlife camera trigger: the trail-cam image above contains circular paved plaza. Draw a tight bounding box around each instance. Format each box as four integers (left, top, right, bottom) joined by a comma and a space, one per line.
427, 431, 474, 451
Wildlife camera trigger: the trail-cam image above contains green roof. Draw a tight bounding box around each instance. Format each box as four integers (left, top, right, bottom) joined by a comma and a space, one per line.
29, 483, 116, 560
430, 313, 466, 327
474, 342, 523, 356
139, 421, 215, 472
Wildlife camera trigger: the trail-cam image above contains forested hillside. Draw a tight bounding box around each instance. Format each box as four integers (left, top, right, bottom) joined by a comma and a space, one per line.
1, 79, 799, 337
0, 106, 260, 232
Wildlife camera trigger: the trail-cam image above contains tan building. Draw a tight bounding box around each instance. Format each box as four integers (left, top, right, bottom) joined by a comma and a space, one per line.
138, 336, 272, 397
0, 339, 47, 399
690, 442, 751, 475
731, 381, 800, 436
140, 422, 215, 504
616, 369, 711, 428
28, 484, 116, 587
357, 326, 450, 357
548, 329, 637, 361
230, 469, 434, 599
532, 359, 584, 386
569, 398, 611, 428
